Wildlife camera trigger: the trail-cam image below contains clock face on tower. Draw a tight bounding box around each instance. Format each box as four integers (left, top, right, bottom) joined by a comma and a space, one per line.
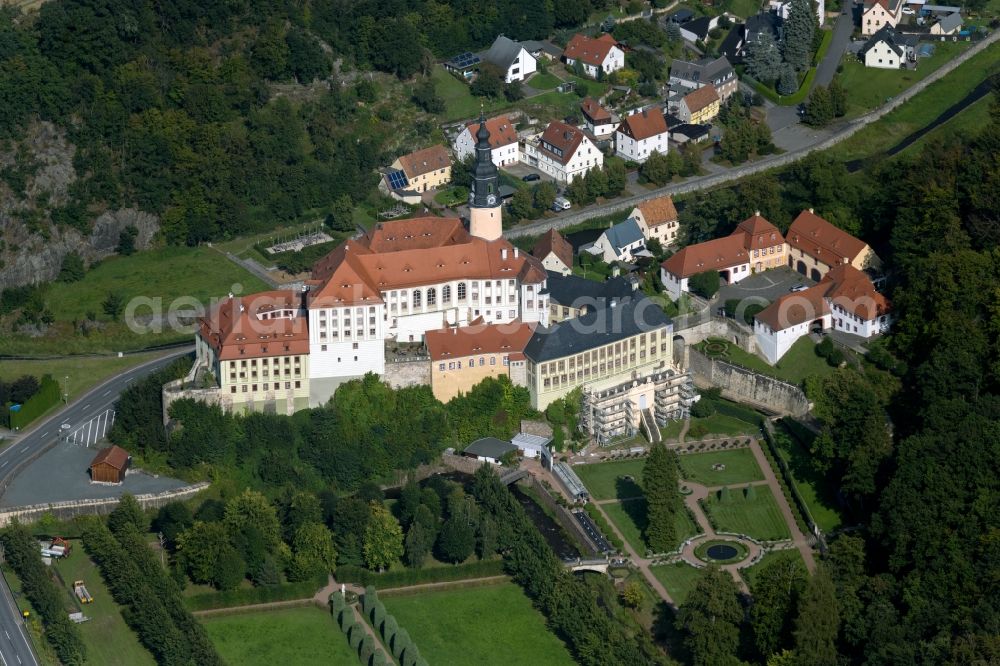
487, 194, 496, 205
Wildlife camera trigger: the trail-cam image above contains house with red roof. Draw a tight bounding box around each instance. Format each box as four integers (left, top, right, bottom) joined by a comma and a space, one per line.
562, 33, 625, 78
520, 120, 603, 183
614, 107, 670, 163
862, 0, 904, 35
532, 229, 574, 276
425, 320, 535, 402
660, 235, 751, 299
453, 114, 520, 167
580, 97, 617, 138
785, 208, 882, 281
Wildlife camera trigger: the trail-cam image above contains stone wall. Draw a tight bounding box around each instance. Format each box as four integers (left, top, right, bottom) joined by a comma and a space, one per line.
521, 476, 600, 556
688, 349, 810, 416
0, 482, 210, 527
383, 360, 431, 390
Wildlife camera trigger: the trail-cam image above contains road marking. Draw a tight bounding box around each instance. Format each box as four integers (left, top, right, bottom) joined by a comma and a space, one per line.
82, 404, 90, 409
40, 432, 47, 438
14, 655, 19, 665
18, 447, 27, 453
4, 630, 8, 639
102, 390, 111, 396
1, 462, 8, 468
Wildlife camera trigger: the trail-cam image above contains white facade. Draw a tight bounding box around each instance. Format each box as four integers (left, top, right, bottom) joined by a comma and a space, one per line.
519, 133, 604, 183
587, 117, 618, 138
589, 233, 645, 264
614, 128, 669, 163
503, 47, 537, 83
863, 2, 902, 36
769, 0, 825, 25
830, 302, 893, 338
539, 252, 572, 275
863, 41, 902, 68
754, 304, 892, 364
660, 261, 751, 300
566, 47, 625, 78
309, 304, 387, 379
453, 128, 520, 166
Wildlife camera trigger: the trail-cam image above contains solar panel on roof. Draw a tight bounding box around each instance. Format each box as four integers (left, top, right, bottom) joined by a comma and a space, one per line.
449, 52, 480, 68
387, 169, 409, 190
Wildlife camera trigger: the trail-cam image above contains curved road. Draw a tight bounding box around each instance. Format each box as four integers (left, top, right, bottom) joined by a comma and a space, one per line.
0, 348, 192, 666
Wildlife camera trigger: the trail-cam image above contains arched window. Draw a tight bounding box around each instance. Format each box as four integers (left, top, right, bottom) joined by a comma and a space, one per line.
427, 288, 436, 305
442, 285, 452, 302
412, 290, 422, 307
457, 282, 467, 301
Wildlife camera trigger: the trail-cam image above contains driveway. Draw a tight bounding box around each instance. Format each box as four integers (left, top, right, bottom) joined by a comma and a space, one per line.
814, 6, 856, 88
716, 267, 814, 305
502, 161, 558, 186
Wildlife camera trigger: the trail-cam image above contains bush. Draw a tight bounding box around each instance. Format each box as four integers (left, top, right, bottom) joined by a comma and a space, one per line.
815, 337, 834, 358
690, 399, 716, 418
826, 348, 845, 367
689, 271, 721, 299
184, 573, 327, 611
334, 558, 504, 588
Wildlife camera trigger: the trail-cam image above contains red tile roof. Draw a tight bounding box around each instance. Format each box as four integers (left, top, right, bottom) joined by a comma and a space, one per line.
538, 121, 587, 165
661, 235, 748, 278
617, 107, 668, 141
786, 210, 869, 266
397, 145, 451, 178
730, 213, 784, 250
682, 85, 720, 114
755, 284, 831, 331
637, 196, 678, 228
563, 33, 620, 67
90, 445, 130, 471
532, 229, 574, 269
755, 263, 889, 331
465, 115, 519, 149
425, 320, 535, 361
580, 97, 612, 123
308, 217, 547, 308
199, 291, 310, 361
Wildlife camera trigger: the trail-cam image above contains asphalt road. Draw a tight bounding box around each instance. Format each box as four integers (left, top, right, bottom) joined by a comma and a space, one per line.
0, 347, 192, 666
815, 5, 856, 88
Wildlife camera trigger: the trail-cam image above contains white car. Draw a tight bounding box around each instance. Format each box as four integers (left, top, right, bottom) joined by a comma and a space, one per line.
902, 7, 915, 14
789, 284, 809, 292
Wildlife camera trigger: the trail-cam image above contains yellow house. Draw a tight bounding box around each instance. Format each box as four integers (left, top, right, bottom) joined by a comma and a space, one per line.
679, 85, 721, 125
730, 212, 788, 273
786, 209, 882, 282
425, 320, 535, 403
391, 145, 453, 193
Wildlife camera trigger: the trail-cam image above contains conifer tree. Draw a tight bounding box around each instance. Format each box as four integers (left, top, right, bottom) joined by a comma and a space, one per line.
783, 0, 816, 71
793, 568, 840, 666
643, 443, 681, 553
676, 566, 744, 665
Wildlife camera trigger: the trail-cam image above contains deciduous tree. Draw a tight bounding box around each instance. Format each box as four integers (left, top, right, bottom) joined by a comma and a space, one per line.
363, 502, 404, 571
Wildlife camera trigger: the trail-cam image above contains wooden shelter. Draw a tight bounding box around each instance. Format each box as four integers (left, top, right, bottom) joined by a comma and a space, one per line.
89, 445, 130, 483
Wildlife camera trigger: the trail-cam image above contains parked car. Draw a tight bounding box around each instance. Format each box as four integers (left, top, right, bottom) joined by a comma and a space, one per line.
902, 7, 915, 14
790, 284, 809, 292
552, 196, 571, 211
522, 173, 541, 182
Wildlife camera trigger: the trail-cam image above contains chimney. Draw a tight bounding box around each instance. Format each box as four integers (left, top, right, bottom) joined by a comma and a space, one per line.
501, 248, 508, 260
453, 327, 457, 335
642, 109, 648, 117
514, 247, 519, 258
809, 207, 814, 214
754, 210, 760, 216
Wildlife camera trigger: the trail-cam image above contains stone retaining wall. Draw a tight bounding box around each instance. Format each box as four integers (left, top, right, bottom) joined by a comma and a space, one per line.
688, 349, 810, 416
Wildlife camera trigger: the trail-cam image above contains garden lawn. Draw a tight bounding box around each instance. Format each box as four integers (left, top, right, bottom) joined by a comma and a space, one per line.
382, 582, 575, 666
774, 419, 846, 533
603, 499, 701, 554
0, 352, 164, 403
687, 414, 760, 438
702, 485, 791, 541
697, 337, 836, 385
573, 459, 646, 501
650, 562, 705, 605
201, 607, 359, 665
678, 448, 764, 486
528, 72, 562, 89
431, 67, 511, 121
740, 548, 807, 590
53, 548, 155, 666
835, 41, 969, 118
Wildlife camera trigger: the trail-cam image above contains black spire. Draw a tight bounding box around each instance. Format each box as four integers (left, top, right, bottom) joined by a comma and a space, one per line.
469, 109, 500, 209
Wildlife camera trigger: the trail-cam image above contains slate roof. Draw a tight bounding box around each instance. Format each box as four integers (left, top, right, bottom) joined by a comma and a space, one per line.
544, 271, 635, 308
936, 11, 962, 32
483, 35, 528, 70
465, 437, 517, 459
523, 297, 671, 362
670, 123, 711, 140
604, 218, 645, 250
745, 11, 782, 42
861, 25, 905, 58
670, 56, 735, 86
683, 16, 713, 40
667, 8, 695, 22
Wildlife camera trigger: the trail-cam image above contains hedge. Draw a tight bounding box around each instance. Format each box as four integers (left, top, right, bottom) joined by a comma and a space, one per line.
745, 67, 819, 106
7, 374, 61, 430
335, 558, 504, 588
184, 573, 327, 611
759, 424, 814, 537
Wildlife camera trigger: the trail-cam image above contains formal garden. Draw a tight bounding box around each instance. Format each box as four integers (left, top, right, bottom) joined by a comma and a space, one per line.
203, 607, 359, 666
701, 485, 791, 542
695, 336, 839, 384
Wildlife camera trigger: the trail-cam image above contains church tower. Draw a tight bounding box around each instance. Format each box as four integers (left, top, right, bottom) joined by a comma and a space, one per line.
468, 112, 503, 241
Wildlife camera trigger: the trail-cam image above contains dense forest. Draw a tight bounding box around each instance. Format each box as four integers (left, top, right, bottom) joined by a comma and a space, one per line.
0, 0, 608, 246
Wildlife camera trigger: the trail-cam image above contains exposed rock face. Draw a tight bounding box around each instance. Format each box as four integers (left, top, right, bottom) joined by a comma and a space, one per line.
0, 122, 160, 289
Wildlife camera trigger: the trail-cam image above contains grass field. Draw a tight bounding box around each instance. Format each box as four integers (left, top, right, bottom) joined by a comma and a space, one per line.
698, 336, 836, 385
828, 41, 1000, 162
432, 67, 512, 121
740, 548, 807, 590
382, 582, 575, 666
894, 93, 992, 158
0, 352, 165, 404
686, 414, 761, 438
201, 607, 359, 665
528, 72, 562, 90
602, 499, 701, 555
702, 485, 791, 541
574, 460, 646, 501
678, 449, 764, 486
774, 419, 846, 533
650, 562, 705, 605
836, 41, 969, 118
52, 548, 155, 666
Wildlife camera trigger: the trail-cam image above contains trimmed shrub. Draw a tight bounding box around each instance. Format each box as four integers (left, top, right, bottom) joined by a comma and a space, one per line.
330, 591, 346, 614
719, 486, 732, 503
382, 614, 398, 644
372, 651, 388, 666
393, 627, 412, 660
362, 585, 378, 614
404, 644, 423, 666
341, 609, 355, 633
360, 636, 375, 664
335, 559, 504, 588
348, 623, 364, 651
827, 348, 844, 367
371, 599, 386, 628
745, 485, 756, 500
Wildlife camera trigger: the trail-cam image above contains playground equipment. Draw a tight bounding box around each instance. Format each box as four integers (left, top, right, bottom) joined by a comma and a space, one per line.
73, 581, 93, 605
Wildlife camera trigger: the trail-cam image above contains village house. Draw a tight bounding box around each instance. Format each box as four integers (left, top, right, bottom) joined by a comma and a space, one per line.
680, 16, 718, 43
660, 235, 750, 300
862, 0, 904, 36
732, 212, 787, 272
532, 229, 574, 276
786, 209, 882, 281
860, 25, 915, 68
929, 10, 963, 34
520, 120, 604, 183
677, 85, 721, 124
629, 195, 680, 246
384, 145, 452, 197
668, 57, 739, 102
453, 114, 520, 166
425, 319, 534, 402
754, 264, 891, 363
614, 107, 670, 163
769, 0, 825, 25
580, 97, 618, 138
582, 217, 648, 264
562, 33, 625, 78
481, 35, 537, 83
